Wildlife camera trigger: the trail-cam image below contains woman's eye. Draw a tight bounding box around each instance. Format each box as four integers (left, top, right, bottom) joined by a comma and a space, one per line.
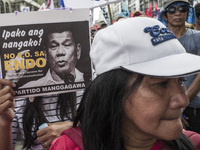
178, 78, 186, 87
158, 80, 168, 87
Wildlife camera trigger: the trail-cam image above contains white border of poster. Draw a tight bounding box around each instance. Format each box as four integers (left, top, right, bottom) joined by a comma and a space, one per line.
64, 0, 123, 9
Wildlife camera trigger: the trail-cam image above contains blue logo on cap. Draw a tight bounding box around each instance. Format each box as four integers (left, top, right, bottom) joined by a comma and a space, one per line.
144, 25, 176, 45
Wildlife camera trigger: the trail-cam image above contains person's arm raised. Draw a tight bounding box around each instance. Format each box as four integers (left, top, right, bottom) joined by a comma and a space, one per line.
0, 79, 16, 150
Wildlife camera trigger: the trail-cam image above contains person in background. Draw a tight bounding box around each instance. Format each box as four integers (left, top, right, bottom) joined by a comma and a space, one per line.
194, 3, 200, 30
4, 23, 88, 149
0, 79, 15, 150
12, 91, 82, 149
1, 71, 79, 149
133, 10, 143, 17
115, 16, 125, 22
50, 17, 200, 150
158, 0, 200, 134
100, 23, 108, 29
1, 21, 91, 149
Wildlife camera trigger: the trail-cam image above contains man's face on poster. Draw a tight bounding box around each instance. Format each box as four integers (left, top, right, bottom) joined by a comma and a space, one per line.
46, 31, 81, 78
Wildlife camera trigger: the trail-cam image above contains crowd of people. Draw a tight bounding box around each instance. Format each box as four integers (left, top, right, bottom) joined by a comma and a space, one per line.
1, 0, 200, 150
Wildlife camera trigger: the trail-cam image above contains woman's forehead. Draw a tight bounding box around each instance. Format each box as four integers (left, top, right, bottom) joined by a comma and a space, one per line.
142, 76, 177, 82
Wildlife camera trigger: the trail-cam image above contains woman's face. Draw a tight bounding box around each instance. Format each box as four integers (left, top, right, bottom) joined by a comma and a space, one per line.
123, 76, 188, 141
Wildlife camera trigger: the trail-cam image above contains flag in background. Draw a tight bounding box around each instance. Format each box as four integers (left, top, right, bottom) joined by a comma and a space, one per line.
46, 0, 54, 9
154, 1, 159, 18
129, 11, 133, 17
100, 6, 111, 25
119, 0, 129, 18
148, 3, 152, 17
155, 1, 159, 12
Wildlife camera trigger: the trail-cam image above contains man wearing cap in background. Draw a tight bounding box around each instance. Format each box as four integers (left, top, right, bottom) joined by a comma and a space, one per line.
158, 0, 200, 133
194, 3, 200, 30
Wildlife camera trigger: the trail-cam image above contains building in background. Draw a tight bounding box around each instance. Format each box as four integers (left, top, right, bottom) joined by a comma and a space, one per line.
0, 0, 40, 12
0, 0, 196, 26
0, 0, 61, 13
111, 1, 123, 20
128, 0, 140, 13
95, 0, 195, 23
0, 0, 11, 13
10, 0, 40, 12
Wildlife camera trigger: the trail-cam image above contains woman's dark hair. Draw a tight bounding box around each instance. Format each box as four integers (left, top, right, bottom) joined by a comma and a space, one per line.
74, 69, 143, 150
23, 92, 76, 149
74, 69, 196, 150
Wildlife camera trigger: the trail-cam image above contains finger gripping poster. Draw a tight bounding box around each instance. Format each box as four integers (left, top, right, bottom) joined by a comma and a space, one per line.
0, 9, 91, 98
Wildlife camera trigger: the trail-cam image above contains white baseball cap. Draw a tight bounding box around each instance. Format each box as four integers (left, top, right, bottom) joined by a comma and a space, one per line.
164, 0, 190, 9
90, 17, 200, 77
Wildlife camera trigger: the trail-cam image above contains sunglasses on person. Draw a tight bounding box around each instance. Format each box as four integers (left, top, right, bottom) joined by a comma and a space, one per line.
166, 5, 189, 14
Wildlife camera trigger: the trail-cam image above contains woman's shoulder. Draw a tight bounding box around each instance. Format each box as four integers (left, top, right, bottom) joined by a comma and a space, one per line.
183, 129, 200, 149
50, 134, 79, 150
50, 127, 82, 150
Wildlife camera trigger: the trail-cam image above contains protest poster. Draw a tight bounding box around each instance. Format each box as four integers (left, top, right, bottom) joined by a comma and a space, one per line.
64, 0, 123, 9
0, 9, 92, 98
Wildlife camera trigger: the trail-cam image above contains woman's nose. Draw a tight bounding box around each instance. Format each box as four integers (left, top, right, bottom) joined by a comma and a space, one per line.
169, 80, 189, 109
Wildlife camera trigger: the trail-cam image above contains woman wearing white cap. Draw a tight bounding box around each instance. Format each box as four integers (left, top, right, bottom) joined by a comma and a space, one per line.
1, 17, 200, 150
49, 17, 200, 150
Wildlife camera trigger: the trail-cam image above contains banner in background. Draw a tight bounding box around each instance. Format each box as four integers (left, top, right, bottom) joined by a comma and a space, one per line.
148, 3, 152, 17
118, 0, 129, 18
100, 6, 110, 25
0, 9, 91, 98
64, 0, 123, 9
46, 0, 54, 9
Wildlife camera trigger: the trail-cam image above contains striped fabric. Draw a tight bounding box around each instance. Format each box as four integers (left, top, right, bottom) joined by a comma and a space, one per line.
12, 91, 83, 150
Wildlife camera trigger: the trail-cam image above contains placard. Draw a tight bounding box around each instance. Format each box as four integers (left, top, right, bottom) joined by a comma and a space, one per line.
0, 9, 91, 98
